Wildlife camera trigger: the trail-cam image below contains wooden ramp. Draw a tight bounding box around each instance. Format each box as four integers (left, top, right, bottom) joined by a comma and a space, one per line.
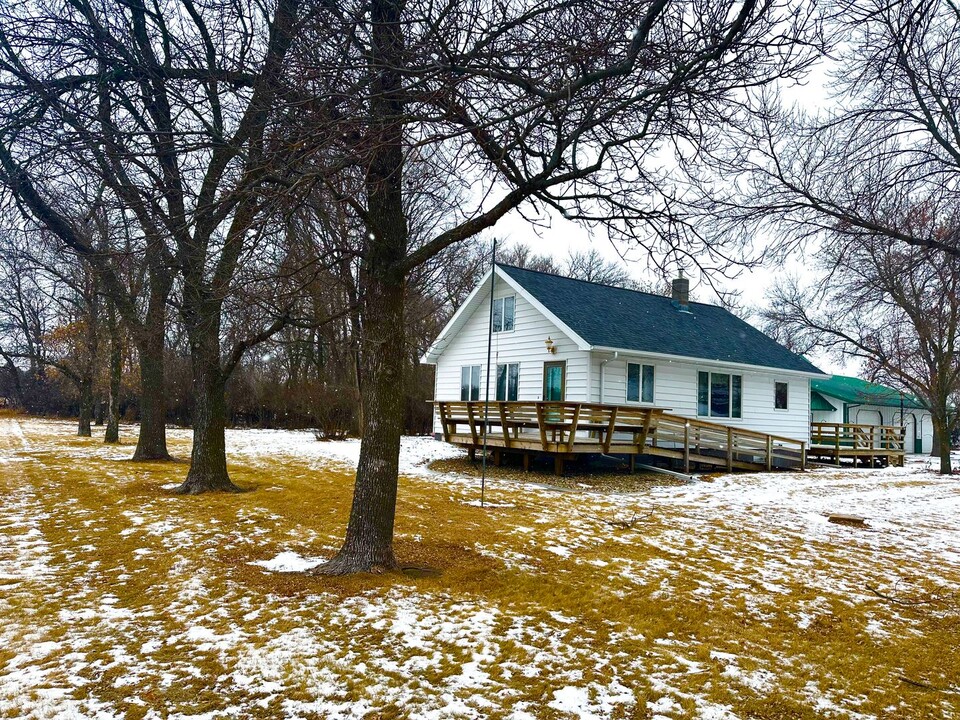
435, 401, 807, 475
808, 422, 905, 467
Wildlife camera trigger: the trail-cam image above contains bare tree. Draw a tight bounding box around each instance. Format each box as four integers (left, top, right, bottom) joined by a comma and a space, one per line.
0, 0, 314, 490
288, 0, 819, 574
707, 0, 960, 260
764, 235, 960, 474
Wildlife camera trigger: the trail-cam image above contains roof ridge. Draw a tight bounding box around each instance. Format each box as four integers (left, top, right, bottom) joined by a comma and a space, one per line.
497, 262, 714, 308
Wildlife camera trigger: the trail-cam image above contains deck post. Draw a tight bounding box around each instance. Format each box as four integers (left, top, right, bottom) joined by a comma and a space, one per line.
766, 436, 773, 471
683, 423, 690, 474
603, 407, 618, 454
835, 430, 841, 466
498, 403, 511, 448
536, 403, 548, 450
629, 454, 636, 473
726, 427, 734, 471
800, 441, 806, 471
554, 455, 564, 476
438, 402, 451, 443
468, 447, 476, 462
466, 403, 479, 445
567, 404, 582, 452
523, 453, 531, 472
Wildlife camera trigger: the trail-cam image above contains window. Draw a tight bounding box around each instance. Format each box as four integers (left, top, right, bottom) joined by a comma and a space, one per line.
774, 381, 789, 410
697, 371, 742, 418
496, 363, 519, 401
627, 363, 655, 403
460, 365, 481, 401
492, 296, 515, 332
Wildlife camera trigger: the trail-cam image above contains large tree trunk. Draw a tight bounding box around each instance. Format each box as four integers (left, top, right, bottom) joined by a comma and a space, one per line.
132, 291, 170, 460
132, 326, 170, 460
318, 276, 406, 574
932, 413, 952, 475
318, 0, 408, 574
175, 312, 241, 494
77, 377, 93, 437
105, 301, 121, 444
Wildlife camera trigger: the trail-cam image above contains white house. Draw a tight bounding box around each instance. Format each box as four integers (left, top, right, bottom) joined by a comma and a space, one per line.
422, 264, 828, 443
811, 375, 933, 454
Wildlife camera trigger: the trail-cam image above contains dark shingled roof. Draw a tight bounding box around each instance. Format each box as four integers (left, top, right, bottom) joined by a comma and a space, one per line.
498, 264, 823, 374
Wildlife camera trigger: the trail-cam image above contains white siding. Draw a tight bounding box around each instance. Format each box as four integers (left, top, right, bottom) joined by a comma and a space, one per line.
590, 353, 812, 442
431, 285, 589, 433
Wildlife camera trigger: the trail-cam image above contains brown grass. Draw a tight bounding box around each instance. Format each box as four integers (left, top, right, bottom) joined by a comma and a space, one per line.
0, 417, 958, 719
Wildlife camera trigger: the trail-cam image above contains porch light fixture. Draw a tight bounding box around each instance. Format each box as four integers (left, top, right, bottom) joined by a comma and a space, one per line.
544, 336, 557, 354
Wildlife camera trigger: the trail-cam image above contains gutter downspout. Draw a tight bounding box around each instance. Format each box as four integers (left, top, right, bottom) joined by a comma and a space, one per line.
598, 351, 618, 403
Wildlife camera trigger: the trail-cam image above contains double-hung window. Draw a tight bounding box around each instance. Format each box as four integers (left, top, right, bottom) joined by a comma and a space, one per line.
460, 365, 481, 401
697, 371, 742, 418
492, 296, 515, 332
496, 363, 519, 401
626, 363, 655, 403
774, 381, 789, 410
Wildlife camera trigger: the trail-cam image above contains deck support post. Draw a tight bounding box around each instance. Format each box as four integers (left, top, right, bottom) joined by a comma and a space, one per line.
726, 427, 734, 471
629, 454, 636, 474
554, 456, 564, 476
766, 436, 773, 471
468, 447, 476, 462
683, 424, 690, 474
523, 453, 531, 472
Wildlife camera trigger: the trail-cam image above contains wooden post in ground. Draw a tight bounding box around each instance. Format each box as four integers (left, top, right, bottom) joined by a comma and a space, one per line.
835, 430, 841, 466
766, 436, 773, 471
800, 442, 806, 471
629, 454, 636, 473
683, 424, 690, 474
554, 455, 564, 476
468, 447, 476, 462
523, 453, 531, 472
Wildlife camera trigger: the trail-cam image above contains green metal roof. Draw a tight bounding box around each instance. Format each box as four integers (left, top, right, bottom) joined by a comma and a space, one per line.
810, 375, 926, 409
498, 264, 824, 374
810, 391, 837, 412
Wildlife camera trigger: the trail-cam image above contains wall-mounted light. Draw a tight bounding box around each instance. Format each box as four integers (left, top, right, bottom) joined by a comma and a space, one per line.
544, 336, 557, 354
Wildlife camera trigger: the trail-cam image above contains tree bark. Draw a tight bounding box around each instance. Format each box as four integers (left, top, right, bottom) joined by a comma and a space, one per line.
131, 275, 171, 459
175, 311, 241, 494
932, 413, 952, 475
317, 0, 407, 574
77, 378, 93, 437
105, 300, 121, 444
132, 323, 170, 460
318, 275, 406, 573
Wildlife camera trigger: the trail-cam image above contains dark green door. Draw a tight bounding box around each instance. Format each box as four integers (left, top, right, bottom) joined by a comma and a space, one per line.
543, 361, 566, 401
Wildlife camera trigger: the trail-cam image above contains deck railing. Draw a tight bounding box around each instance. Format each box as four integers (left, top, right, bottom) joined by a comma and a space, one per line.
435, 401, 806, 472
810, 422, 905, 453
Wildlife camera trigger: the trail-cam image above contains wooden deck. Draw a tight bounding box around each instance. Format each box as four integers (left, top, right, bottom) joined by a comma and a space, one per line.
435, 401, 807, 475
808, 422, 905, 467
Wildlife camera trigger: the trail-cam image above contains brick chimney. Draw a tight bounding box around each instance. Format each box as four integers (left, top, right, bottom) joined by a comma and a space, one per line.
672, 275, 690, 310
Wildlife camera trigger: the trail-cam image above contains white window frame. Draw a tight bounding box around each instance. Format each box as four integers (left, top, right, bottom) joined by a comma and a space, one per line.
626, 362, 655, 404
460, 365, 481, 401
774, 380, 789, 411
496, 362, 520, 402
492, 295, 516, 333
697, 370, 743, 419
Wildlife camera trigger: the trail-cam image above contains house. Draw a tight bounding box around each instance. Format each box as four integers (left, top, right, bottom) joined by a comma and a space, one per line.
422, 264, 828, 445
811, 374, 932, 454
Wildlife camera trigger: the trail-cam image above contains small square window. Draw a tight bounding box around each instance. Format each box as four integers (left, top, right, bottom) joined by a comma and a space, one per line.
627, 363, 655, 403
774, 381, 789, 410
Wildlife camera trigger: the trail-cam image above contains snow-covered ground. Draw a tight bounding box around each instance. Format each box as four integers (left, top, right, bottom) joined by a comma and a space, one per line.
0, 417, 958, 719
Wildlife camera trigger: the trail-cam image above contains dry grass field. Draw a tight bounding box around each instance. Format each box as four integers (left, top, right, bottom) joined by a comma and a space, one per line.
0, 415, 958, 719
